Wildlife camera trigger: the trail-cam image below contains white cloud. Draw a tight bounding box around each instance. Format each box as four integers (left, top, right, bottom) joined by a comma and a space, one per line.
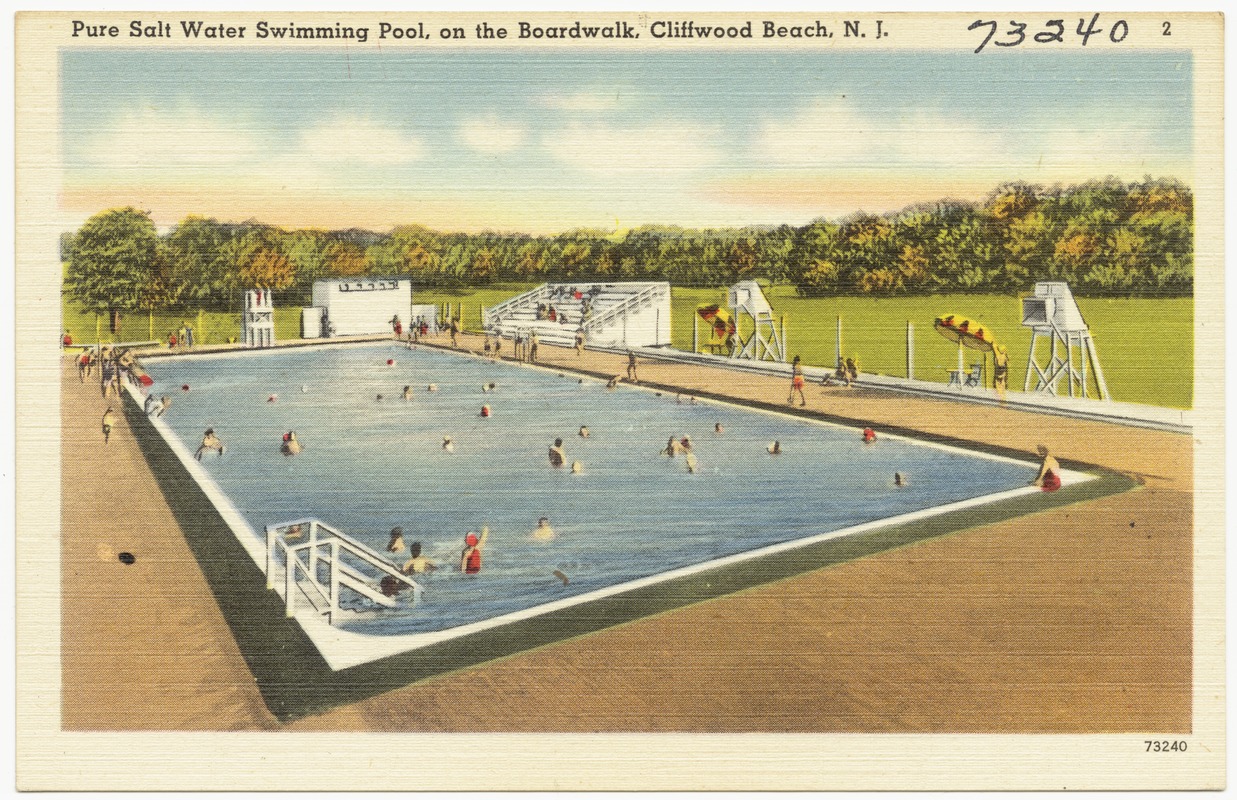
80, 106, 263, 169
755, 99, 1007, 171
538, 91, 624, 112
297, 115, 424, 165
458, 115, 527, 154
544, 121, 724, 174
754, 98, 1186, 180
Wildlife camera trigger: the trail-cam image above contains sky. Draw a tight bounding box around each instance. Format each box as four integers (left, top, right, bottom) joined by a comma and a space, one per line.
60, 47, 1193, 234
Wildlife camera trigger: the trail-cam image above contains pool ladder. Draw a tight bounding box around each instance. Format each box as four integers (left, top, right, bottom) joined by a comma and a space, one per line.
264, 518, 423, 625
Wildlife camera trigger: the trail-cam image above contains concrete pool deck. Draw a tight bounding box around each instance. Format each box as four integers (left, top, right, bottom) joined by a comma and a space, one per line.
60, 332, 1192, 732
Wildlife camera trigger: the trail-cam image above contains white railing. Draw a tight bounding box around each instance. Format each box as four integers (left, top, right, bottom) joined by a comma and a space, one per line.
482, 284, 553, 330
582, 283, 665, 334
264, 518, 423, 625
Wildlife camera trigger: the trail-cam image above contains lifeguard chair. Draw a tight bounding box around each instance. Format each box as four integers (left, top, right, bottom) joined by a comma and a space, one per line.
242, 289, 275, 348
1020, 281, 1109, 400
727, 280, 785, 363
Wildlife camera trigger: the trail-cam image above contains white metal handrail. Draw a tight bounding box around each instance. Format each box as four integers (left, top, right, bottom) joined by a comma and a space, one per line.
264, 518, 423, 625
581, 283, 665, 333
483, 284, 552, 329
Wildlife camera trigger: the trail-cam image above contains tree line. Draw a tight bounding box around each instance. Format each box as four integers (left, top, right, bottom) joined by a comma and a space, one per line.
64, 176, 1192, 326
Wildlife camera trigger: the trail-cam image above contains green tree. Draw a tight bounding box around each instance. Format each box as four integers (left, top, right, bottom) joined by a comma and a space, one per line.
67, 207, 162, 332
165, 215, 238, 311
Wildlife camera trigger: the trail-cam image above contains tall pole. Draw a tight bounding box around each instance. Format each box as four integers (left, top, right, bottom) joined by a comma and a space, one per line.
692, 312, 698, 354
835, 316, 842, 365
906, 321, 914, 380
781, 315, 787, 363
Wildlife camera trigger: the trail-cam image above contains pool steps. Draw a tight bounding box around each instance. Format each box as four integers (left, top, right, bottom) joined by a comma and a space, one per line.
265, 518, 423, 625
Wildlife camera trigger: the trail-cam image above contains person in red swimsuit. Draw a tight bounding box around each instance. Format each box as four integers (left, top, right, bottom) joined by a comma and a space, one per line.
460, 527, 489, 574
1030, 445, 1062, 492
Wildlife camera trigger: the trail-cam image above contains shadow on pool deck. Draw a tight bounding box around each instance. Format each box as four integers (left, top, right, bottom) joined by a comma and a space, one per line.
123, 388, 1138, 723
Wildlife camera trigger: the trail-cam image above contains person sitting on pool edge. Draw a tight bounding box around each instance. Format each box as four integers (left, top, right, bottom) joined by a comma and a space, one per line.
460, 527, 489, 574
548, 438, 567, 468
401, 542, 437, 574
1030, 444, 1062, 492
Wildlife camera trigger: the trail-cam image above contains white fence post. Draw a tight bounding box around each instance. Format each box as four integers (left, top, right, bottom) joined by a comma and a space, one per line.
265, 526, 276, 590
329, 540, 341, 626
284, 541, 296, 618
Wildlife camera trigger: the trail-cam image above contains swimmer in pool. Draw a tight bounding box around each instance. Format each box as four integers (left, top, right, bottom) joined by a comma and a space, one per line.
894, 472, 908, 487
532, 517, 556, 542
685, 451, 699, 474
401, 542, 437, 574
280, 431, 302, 456
548, 438, 567, 468
195, 428, 225, 460
571, 460, 583, 474
578, 425, 590, 438
386, 526, 406, 553
442, 436, 455, 453
427, 383, 438, 392
767, 440, 782, 455
460, 527, 489, 574
402, 385, 413, 401
606, 375, 621, 389
714, 422, 724, 434
662, 436, 685, 457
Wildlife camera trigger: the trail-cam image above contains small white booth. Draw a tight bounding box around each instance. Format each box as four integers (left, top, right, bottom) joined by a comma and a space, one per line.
307, 278, 411, 338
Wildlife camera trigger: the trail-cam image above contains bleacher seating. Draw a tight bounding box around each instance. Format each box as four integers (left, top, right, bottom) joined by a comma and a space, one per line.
484, 282, 670, 348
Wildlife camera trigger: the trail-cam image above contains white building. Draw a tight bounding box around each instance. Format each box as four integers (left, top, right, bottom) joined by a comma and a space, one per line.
307, 278, 411, 337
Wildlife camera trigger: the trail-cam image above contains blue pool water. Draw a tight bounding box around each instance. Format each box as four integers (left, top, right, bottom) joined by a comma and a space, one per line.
142, 344, 1034, 635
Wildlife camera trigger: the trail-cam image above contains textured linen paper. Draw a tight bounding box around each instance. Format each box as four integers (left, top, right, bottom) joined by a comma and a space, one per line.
14, 9, 1225, 791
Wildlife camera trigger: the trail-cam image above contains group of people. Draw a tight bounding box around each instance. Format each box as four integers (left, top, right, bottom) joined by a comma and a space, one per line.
167, 322, 196, 350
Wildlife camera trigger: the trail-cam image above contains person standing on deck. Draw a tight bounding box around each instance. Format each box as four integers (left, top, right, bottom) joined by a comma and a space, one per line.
626, 350, 639, 383
529, 331, 540, 363
993, 344, 1010, 402
101, 407, 115, 445
787, 355, 807, 407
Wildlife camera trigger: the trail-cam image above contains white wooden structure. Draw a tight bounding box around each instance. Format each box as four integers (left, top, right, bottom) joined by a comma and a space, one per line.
483, 282, 671, 348
727, 280, 785, 362
242, 289, 275, 348
1021, 281, 1110, 400
308, 278, 411, 338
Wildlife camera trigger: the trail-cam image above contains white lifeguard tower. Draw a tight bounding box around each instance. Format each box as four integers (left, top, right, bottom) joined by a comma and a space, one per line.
728, 280, 785, 362
242, 289, 275, 348
1021, 281, 1109, 400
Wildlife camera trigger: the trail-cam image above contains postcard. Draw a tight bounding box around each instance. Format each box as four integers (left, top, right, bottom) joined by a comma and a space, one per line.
14, 9, 1225, 791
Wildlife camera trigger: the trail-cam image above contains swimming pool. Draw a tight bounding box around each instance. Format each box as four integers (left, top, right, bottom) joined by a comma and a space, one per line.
137, 342, 1076, 664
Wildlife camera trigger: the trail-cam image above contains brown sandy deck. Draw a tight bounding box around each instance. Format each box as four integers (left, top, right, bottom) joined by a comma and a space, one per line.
60, 335, 1191, 732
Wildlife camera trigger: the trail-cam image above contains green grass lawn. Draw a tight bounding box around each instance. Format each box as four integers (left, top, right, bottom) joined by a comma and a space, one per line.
62, 283, 1192, 409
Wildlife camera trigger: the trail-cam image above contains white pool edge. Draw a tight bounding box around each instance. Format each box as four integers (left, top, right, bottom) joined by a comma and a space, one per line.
126, 350, 1097, 672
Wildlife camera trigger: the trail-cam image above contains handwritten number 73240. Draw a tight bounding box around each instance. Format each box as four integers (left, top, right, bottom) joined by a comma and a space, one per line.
969, 14, 1132, 53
